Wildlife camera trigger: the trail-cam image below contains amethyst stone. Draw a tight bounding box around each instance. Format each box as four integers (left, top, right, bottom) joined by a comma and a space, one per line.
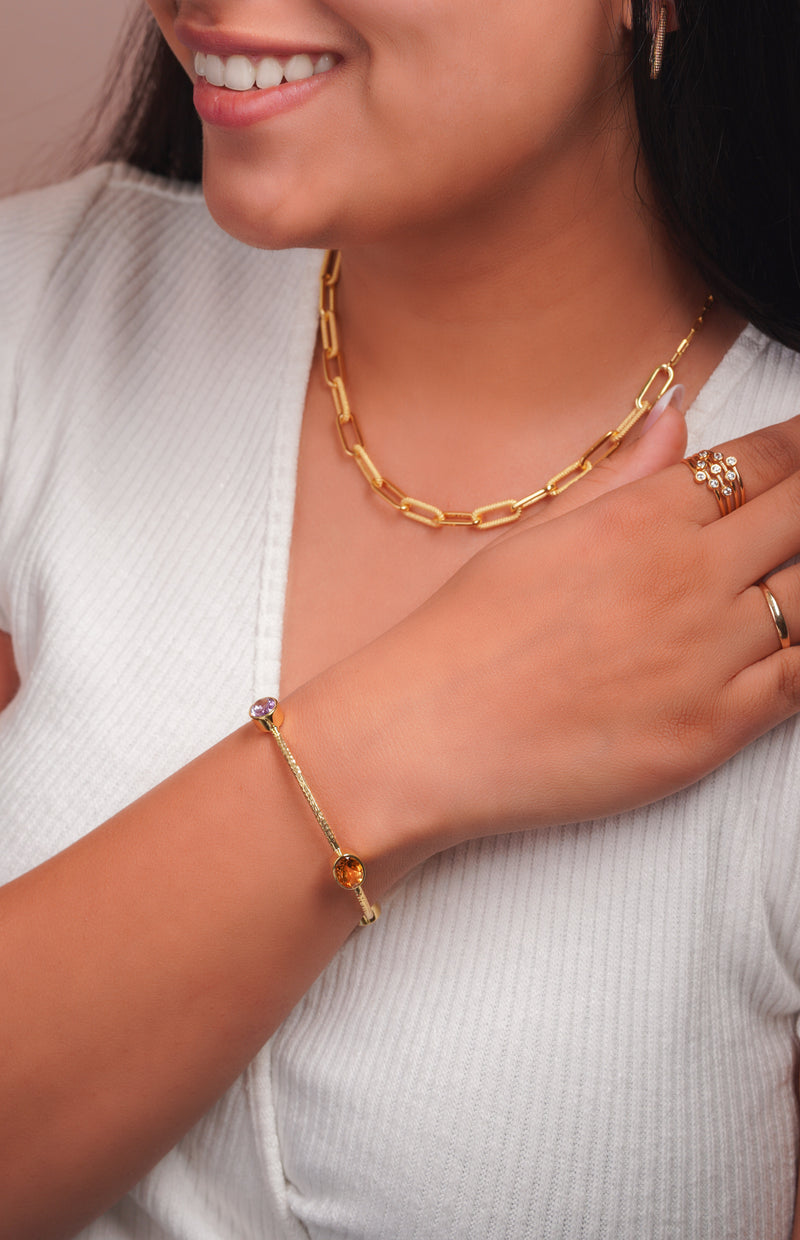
250, 697, 278, 720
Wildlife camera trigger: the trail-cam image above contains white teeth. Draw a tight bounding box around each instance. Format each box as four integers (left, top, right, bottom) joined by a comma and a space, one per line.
224, 54, 257, 91
204, 54, 226, 87
194, 49, 337, 89
255, 56, 283, 89
283, 53, 314, 82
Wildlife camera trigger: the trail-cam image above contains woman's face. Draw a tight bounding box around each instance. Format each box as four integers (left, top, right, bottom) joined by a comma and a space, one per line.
145, 0, 636, 250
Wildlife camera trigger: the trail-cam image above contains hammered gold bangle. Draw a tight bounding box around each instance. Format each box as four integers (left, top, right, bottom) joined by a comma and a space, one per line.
249, 697, 380, 927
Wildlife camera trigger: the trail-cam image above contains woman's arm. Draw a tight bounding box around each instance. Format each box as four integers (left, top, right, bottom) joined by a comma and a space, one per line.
2, 414, 800, 1238
1, 407, 688, 1238
0, 677, 426, 1240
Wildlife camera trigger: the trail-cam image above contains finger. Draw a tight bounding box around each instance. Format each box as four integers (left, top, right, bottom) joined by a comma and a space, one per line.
718, 556, 799, 674
605, 398, 688, 486
721, 643, 800, 756
545, 396, 688, 520
742, 567, 799, 660
707, 469, 800, 588
679, 412, 800, 528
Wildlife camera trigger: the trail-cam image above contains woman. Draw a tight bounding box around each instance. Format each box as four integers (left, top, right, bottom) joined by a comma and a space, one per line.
1, 0, 800, 1236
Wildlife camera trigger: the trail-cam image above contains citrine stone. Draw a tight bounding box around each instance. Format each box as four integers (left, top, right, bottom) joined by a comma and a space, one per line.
333, 854, 365, 889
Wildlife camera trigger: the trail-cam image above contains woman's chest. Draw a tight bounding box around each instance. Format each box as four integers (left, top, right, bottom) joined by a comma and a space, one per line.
279, 378, 492, 697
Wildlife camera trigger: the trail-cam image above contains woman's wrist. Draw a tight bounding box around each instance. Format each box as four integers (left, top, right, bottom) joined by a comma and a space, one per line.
282, 661, 444, 905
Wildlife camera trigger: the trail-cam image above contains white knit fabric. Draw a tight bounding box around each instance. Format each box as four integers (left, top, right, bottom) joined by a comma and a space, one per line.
2, 164, 800, 1240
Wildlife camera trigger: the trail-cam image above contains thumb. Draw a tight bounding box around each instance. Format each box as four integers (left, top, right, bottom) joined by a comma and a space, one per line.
514, 387, 688, 528
580, 385, 688, 502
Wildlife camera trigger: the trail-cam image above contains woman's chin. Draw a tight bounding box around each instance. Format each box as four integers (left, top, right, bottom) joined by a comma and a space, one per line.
201, 166, 320, 251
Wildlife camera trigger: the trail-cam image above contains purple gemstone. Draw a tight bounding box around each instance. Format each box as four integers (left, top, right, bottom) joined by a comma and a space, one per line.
250, 697, 277, 719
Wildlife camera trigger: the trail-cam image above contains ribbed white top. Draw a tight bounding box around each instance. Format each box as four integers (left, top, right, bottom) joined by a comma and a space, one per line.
1, 164, 800, 1240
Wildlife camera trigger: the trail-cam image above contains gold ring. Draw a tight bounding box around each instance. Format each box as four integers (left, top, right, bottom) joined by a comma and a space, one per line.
683, 449, 745, 517
757, 580, 791, 650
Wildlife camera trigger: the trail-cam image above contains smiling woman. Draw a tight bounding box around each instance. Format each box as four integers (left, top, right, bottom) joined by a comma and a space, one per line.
1, 2, 800, 1239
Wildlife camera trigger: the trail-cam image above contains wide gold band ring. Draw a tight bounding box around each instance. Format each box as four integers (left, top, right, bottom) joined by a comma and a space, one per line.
758, 580, 792, 650
683, 449, 746, 517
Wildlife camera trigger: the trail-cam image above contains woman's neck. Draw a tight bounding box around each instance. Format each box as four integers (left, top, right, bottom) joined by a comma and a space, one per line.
332, 132, 742, 454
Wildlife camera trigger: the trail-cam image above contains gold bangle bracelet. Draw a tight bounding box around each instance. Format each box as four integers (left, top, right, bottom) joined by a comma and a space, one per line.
249, 697, 380, 927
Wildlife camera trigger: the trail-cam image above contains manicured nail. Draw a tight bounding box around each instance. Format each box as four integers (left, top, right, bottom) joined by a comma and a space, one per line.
640, 383, 685, 432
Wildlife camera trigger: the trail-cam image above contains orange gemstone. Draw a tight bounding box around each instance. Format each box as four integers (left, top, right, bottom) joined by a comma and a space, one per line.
333, 854, 365, 889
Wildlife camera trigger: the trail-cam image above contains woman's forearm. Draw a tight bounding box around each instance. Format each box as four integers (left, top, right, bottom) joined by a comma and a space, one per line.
0, 677, 424, 1240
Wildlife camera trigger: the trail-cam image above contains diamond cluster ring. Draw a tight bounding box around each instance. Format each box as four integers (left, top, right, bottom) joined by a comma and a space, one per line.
683, 449, 745, 517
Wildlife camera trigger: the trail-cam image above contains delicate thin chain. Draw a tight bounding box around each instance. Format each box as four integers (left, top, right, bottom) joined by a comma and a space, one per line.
319, 249, 713, 530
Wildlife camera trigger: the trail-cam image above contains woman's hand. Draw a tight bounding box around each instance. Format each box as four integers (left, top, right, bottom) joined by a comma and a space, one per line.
307, 411, 800, 861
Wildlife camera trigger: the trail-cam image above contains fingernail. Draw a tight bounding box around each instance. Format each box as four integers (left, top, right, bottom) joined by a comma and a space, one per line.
641, 383, 685, 432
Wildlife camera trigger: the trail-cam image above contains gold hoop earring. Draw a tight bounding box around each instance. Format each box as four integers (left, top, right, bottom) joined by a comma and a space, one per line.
649, 3, 668, 80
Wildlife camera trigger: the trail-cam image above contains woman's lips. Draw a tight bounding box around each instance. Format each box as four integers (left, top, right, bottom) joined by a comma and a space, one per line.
192, 67, 337, 129
174, 16, 338, 61
180, 25, 342, 129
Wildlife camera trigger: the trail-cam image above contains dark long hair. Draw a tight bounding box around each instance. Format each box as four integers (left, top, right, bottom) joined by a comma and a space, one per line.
92, 2, 800, 349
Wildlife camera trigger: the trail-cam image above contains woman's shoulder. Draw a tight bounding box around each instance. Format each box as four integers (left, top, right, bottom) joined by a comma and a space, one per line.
0, 162, 115, 245
0, 161, 313, 320
0, 162, 320, 427
0, 165, 202, 389
0, 161, 204, 232
0, 162, 202, 285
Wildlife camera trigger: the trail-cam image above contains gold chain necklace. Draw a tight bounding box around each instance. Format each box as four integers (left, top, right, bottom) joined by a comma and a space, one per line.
319, 249, 713, 530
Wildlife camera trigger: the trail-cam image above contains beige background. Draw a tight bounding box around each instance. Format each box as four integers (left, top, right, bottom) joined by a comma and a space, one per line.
0, 0, 135, 196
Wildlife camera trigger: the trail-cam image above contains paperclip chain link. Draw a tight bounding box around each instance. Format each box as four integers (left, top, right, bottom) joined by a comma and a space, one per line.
319, 249, 713, 529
